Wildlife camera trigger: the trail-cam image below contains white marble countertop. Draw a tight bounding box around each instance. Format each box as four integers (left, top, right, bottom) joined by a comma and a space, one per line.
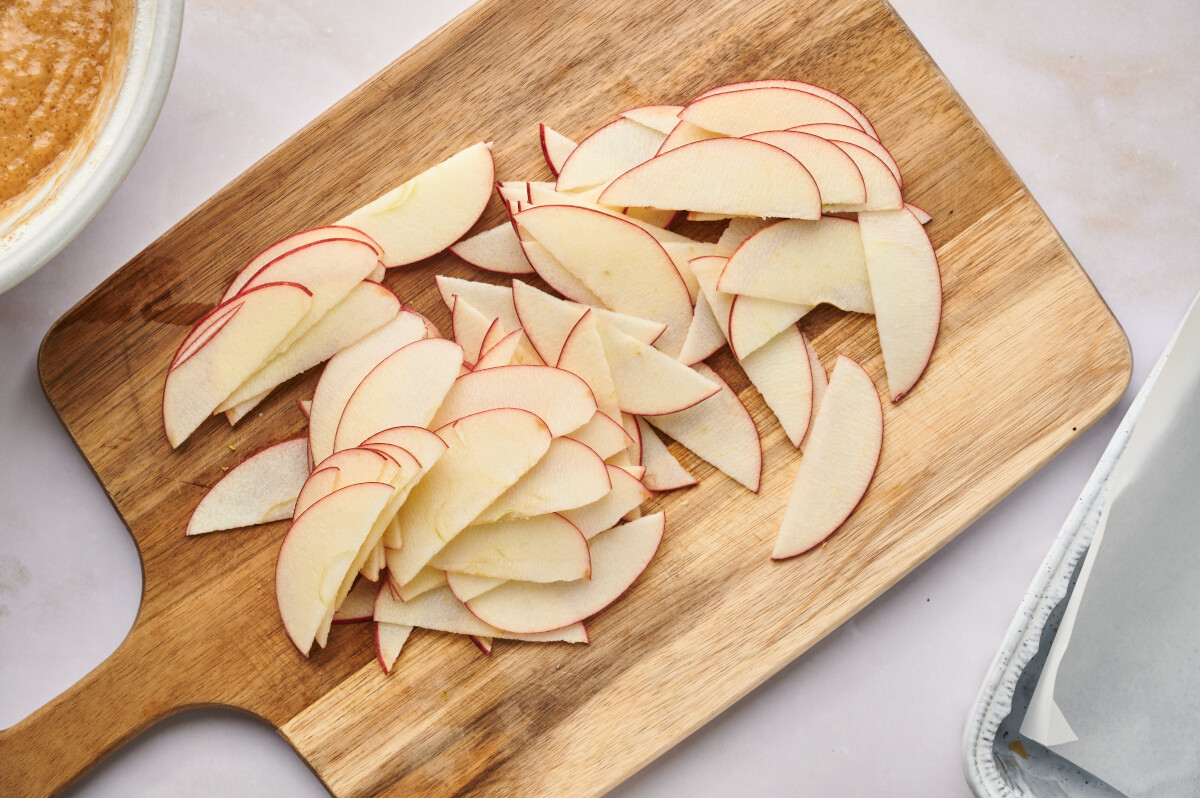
2, 1, 1198, 795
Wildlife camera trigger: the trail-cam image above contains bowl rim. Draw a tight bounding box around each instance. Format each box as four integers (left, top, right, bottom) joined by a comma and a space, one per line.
0, 0, 186, 295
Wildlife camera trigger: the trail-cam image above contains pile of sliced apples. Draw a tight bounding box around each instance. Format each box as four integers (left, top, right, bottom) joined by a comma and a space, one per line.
174, 78, 945, 672
450, 79, 942, 557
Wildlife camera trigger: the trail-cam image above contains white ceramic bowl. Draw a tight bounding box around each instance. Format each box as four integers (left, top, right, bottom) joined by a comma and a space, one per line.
0, 0, 185, 295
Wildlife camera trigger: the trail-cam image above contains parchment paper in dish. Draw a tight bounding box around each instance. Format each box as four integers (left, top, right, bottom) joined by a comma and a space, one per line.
1021, 292, 1200, 796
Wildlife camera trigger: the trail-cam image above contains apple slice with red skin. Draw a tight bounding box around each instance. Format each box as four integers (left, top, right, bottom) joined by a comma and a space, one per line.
598, 138, 821, 221
338, 141, 494, 267
561, 464, 651, 537
479, 316, 508, 356
858, 208, 942, 401
451, 295, 494, 366
694, 80, 878, 140
689, 254, 810, 361
773, 355, 883, 559
308, 309, 434, 464
743, 130, 867, 207
465, 512, 664, 634
618, 412, 642, 465
719, 217, 873, 314
360, 425, 448, 473
801, 335, 827, 451
170, 301, 243, 371
556, 310, 621, 421
446, 572, 505, 603
218, 281, 401, 417
297, 399, 311, 419
906, 203, 932, 225
360, 540, 386, 582
470, 635, 493, 656
474, 436, 612, 524
739, 325, 814, 448
431, 514, 591, 583
676, 292, 727, 366
646, 364, 761, 492
512, 279, 665, 365
790, 123, 900, 185
597, 322, 720, 416
164, 282, 312, 448
474, 329, 541, 369
293, 466, 339, 519
555, 117, 666, 192
523, 184, 696, 244
333, 338, 464, 452
635, 417, 696, 491
333, 576, 378, 624
430, 364, 596, 437
515, 205, 693, 357
564, 412, 635, 460
187, 438, 310, 535
656, 120, 723, 154
239, 237, 381, 356
376, 585, 588, 643
450, 222, 534, 275
276, 481, 395, 655
620, 105, 684, 135
375, 621, 413, 674
715, 217, 770, 256
679, 87, 865, 137
518, 239, 607, 306
539, 124, 577, 177
435, 275, 522, 333
386, 408, 553, 587
222, 225, 382, 301
822, 142, 902, 212
389, 564, 448, 602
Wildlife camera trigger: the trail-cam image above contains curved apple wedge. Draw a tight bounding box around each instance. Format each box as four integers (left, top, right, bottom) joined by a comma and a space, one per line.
742, 130, 866, 207
276, 482, 396, 655
430, 364, 597, 437
555, 117, 666, 192
563, 412, 635, 461
449, 222, 534, 275
738, 326, 815, 449
679, 86, 864, 137
597, 324, 720, 417
333, 338, 464, 451
619, 105, 684, 135
164, 282, 312, 448
475, 436, 611, 523
333, 577, 379, 624
858, 208, 942, 401
376, 586, 588, 644
560, 464, 651, 538
539, 123, 577, 177
375, 621, 413, 674
435, 275, 521, 333
790, 123, 901, 186
338, 141, 495, 267
186, 438, 310, 535
772, 356, 883, 560
293, 466, 340, 520
465, 512, 664, 634
431, 514, 591, 583
598, 138, 821, 220
557, 311, 621, 420
635, 417, 696, 492
222, 225, 382, 301
694, 80, 877, 140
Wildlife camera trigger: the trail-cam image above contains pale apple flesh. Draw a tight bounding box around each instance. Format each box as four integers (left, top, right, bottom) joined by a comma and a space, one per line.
555, 117, 666, 192
539, 124, 577, 177
187, 438, 310, 535
449, 222, 534, 275
635, 417, 696, 491
430, 514, 591, 583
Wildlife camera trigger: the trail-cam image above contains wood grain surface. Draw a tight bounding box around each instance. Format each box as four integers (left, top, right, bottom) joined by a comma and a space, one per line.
1, 0, 1131, 795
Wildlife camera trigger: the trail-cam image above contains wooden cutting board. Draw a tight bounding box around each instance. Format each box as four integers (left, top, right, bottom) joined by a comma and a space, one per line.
2, 0, 1131, 795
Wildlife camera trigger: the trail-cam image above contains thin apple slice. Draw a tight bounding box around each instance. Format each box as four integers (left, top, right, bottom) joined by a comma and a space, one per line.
377, 585, 588, 643
376, 621, 413, 674
298, 399, 311, 419
465, 512, 664, 634
689, 254, 808, 360
187, 438, 310, 535
222, 225, 383, 301
308, 310, 433, 464
635, 417, 696, 491
790, 123, 899, 185
451, 295, 494, 366
598, 138, 820, 220
695, 80, 878, 140
218, 281, 401, 416
659, 241, 715, 302
773, 355, 883, 559
512, 279, 665, 365
822, 142, 902, 212
556, 310, 621, 421
679, 86, 864, 137
474, 436, 612, 524
333, 338, 464, 451
360, 539, 386, 581
479, 318, 507, 357
170, 301, 243, 371
801, 335, 827, 451
475, 329, 543, 369
623, 207, 678, 229
276, 481, 395, 655
539, 124, 577, 177
435, 275, 522, 333
555, 117, 666, 192
739, 326, 814, 448
906, 203, 932, 225
389, 564, 448, 602
386, 408, 553, 587
519, 239, 606, 306
241, 237, 381, 356
561, 464, 651, 537
164, 282, 312, 448
514, 205, 693, 357
523, 184, 696, 244
293, 466, 340, 519
446, 572, 506, 603
676, 292, 727, 366
338, 141, 495, 267
743, 130, 866, 207
858, 208, 942, 401
333, 577, 378, 623
714, 217, 771, 257
657, 120, 723, 154
450, 222, 534, 275
360, 426, 449, 473
620, 105, 684, 134
564, 412, 635, 460
618, 412, 642, 465
430, 364, 597, 437
718, 218, 873, 314
597, 323, 719, 416
646, 364, 761, 492
431, 514, 591, 582
470, 635, 494, 656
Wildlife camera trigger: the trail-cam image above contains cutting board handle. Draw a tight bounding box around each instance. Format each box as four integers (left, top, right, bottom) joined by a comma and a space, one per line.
0, 614, 194, 797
